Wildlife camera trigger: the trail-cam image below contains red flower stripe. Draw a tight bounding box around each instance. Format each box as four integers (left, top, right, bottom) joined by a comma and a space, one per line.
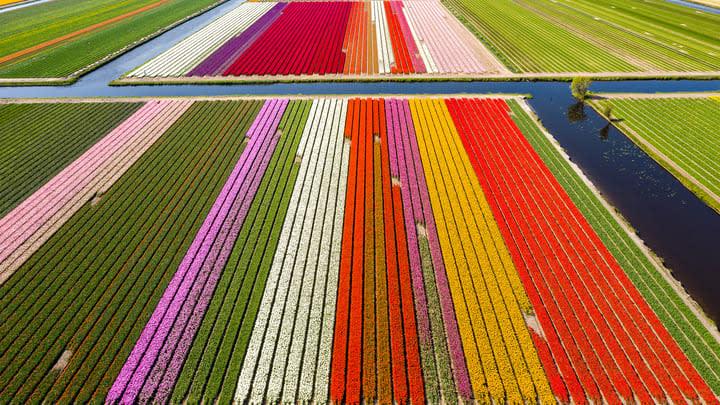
449, 96, 720, 405
380, 101, 410, 405
529, 329, 570, 404
484, 98, 719, 405
330, 98, 359, 404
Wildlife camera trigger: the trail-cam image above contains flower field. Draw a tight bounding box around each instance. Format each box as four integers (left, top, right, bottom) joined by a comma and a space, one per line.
124, 0, 505, 80
1, 96, 719, 404
590, 94, 720, 214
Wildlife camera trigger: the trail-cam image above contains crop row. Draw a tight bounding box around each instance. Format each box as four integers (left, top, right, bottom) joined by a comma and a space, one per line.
449, 97, 719, 404
0, 101, 142, 217
234, 99, 348, 404
3, 97, 719, 404
0, 100, 190, 284
0, 100, 263, 404
167, 99, 313, 405
511, 98, 720, 397
593, 96, 720, 214
128, 0, 490, 78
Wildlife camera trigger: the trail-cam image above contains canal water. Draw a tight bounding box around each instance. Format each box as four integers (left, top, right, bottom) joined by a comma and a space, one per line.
1, 0, 719, 323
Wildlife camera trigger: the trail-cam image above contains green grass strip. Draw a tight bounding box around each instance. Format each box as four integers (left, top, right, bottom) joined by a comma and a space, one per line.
169, 100, 311, 405
508, 99, 720, 395
417, 232, 457, 405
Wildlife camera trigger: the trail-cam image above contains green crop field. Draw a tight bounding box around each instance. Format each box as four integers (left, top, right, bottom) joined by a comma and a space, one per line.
510, 99, 720, 393
590, 95, 720, 214
443, 0, 720, 73
0, 100, 260, 403
0, 0, 224, 79
0, 102, 142, 217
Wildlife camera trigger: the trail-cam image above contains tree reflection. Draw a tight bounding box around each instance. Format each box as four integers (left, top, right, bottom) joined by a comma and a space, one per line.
567, 101, 587, 123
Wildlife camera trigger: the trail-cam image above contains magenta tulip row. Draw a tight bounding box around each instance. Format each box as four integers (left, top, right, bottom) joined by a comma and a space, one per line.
106, 99, 289, 405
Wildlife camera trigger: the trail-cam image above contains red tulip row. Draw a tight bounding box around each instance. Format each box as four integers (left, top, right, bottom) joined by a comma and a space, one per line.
224, 2, 351, 76
447, 97, 720, 405
330, 98, 424, 405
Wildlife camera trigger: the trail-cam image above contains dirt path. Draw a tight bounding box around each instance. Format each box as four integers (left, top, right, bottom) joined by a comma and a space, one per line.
0, 94, 527, 104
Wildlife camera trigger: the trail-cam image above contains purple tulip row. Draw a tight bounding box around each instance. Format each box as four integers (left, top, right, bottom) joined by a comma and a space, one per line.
106, 99, 290, 405
384, 98, 473, 400
188, 2, 287, 77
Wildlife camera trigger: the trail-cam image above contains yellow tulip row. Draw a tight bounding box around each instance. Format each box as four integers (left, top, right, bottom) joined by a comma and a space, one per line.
409, 98, 555, 405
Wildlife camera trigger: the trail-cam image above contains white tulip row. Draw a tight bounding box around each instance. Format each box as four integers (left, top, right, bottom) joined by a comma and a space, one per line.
127, 2, 273, 77
372, 1, 394, 74
234, 99, 349, 404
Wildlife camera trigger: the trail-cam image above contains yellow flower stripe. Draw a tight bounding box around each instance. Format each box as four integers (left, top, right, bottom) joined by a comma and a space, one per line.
710, 96, 720, 103
410, 98, 554, 405
436, 99, 555, 405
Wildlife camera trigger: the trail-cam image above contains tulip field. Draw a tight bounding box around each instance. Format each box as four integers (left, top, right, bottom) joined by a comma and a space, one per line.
123, 0, 506, 81
1, 96, 719, 405
590, 94, 720, 215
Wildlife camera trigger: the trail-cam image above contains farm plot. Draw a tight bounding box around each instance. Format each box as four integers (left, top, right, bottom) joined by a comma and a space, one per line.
0, 0, 228, 82
443, 0, 720, 74
590, 95, 720, 214
1, 96, 719, 405
0, 99, 263, 403
449, 97, 719, 404
120, 0, 506, 82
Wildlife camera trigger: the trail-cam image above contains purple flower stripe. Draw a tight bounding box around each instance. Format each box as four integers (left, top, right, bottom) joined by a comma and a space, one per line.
143, 99, 288, 404
120, 99, 285, 405
0, 101, 167, 264
386, 98, 434, 388
106, 99, 285, 405
400, 98, 473, 401
188, 3, 287, 76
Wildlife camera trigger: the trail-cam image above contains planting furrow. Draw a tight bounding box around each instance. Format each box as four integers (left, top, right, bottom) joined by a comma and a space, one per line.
412, 98, 555, 405
0, 102, 142, 218
0, 100, 192, 284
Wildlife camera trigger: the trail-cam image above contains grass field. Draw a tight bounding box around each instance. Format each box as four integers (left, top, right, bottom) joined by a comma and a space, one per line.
0, 0, 225, 79
443, 0, 720, 73
590, 95, 720, 214
1, 96, 719, 404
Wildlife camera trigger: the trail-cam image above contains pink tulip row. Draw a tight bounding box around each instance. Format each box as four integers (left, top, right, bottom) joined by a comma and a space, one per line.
402, 1, 486, 73
384, 98, 473, 400
106, 99, 290, 405
0, 101, 177, 272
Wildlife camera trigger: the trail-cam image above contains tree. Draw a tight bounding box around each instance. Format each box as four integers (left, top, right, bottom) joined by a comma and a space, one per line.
571, 77, 591, 101
602, 104, 613, 119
